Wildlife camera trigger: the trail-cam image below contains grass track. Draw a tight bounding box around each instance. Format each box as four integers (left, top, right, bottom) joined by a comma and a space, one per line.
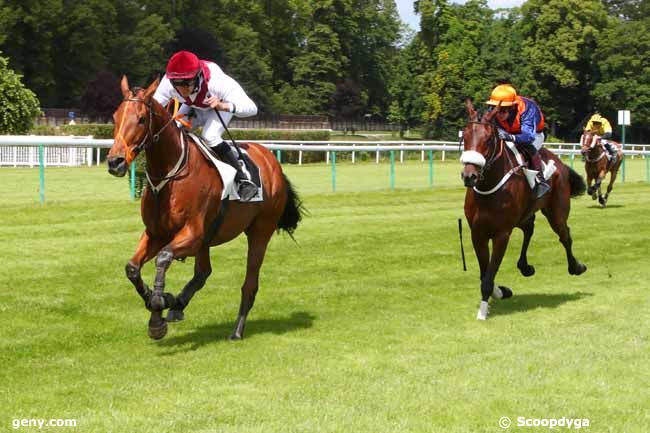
1, 161, 649, 432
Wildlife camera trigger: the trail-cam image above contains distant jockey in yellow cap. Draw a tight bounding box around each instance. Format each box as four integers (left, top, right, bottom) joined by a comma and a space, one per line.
585, 113, 617, 164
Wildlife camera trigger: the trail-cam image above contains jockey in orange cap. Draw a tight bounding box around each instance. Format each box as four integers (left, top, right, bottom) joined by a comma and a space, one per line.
486, 84, 550, 199
153, 50, 258, 201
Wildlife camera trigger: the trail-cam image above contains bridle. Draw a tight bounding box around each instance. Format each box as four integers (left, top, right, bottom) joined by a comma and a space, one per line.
117, 95, 188, 195
462, 121, 505, 180
581, 132, 607, 163
118, 96, 177, 155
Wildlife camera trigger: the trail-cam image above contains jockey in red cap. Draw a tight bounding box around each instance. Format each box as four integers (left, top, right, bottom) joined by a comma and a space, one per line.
154, 50, 259, 201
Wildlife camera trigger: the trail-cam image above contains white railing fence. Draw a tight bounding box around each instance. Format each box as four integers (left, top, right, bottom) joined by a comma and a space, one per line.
1, 136, 649, 203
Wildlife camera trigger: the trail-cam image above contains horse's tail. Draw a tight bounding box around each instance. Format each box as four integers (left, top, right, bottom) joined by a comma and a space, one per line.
277, 173, 305, 238
567, 166, 587, 197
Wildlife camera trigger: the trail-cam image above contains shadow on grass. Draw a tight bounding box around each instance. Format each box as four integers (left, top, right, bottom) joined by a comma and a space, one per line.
157, 311, 315, 354
586, 204, 624, 209
491, 291, 593, 316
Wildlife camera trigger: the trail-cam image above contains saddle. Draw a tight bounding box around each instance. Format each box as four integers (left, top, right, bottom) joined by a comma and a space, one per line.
190, 133, 264, 202
506, 141, 556, 189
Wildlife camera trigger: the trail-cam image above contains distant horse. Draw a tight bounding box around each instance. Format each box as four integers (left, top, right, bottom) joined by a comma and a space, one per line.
580, 130, 623, 208
460, 99, 587, 320
107, 76, 303, 340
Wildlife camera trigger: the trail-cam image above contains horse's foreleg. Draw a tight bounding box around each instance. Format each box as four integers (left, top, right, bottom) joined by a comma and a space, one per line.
470, 227, 489, 281
148, 228, 202, 340
477, 232, 512, 320
125, 232, 164, 309
166, 247, 212, 322
542, 207, 587, 276
586, 171, 596, 198
517, 215, 536, 277
230, 226, 274, 340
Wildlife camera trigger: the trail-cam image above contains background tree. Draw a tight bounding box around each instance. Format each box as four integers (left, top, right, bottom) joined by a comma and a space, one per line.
80, 71, 122, 122
0, 54, 41, 133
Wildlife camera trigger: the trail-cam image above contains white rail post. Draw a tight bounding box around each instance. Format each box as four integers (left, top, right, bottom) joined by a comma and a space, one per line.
352, 143, 356, 164
421, 143, 425, 162
400, 143, 404, 163
299, 143, 303, 165
326, 143, 330, 164
376, 145, 380, 164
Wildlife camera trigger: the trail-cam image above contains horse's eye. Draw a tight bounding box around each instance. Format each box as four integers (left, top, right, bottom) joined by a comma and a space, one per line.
138, 117, 146, 125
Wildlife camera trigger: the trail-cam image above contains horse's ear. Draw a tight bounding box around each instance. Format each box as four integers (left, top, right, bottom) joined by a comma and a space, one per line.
144, 76, 160, 100
120, 76, 130, 98
483, 102, 499, 122
465, 98, 478, 121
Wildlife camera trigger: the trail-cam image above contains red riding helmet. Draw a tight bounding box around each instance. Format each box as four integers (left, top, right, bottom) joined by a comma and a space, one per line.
166, 51, 200, 79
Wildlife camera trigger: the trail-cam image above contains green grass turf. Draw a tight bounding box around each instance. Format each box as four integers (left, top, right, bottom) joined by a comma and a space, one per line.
1, 161, 649, 432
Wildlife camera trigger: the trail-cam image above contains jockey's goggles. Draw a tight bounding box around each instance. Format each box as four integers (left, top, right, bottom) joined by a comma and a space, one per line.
170, 77, 197, 87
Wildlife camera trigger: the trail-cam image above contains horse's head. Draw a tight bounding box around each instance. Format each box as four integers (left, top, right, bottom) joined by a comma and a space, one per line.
580, 129, 600, 156
107, 76, 161, 177
460, 99, 501, 187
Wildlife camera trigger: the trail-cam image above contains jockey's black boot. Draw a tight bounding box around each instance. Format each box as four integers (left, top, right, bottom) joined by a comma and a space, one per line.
212, 142, 258, 201
603, 141, 617, 164
529, 150, 550, 199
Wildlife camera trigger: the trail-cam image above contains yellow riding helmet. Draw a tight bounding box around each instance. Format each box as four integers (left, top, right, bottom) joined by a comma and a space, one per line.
591, 114, 603, 123
486, 84, 518, 107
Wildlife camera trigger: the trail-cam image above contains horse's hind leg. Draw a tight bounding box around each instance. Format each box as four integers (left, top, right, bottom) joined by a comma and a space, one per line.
517, 214, 536, 277
542, 203, 587, 276
603, 166, 620, 206
230, 224, 274, 340
167, 247, 212, 322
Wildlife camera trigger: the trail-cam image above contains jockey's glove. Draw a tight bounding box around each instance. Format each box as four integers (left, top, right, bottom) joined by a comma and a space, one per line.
498, 128, 516, 143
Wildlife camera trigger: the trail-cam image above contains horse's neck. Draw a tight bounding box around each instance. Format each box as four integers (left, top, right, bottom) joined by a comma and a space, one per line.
145, 113, 184, 177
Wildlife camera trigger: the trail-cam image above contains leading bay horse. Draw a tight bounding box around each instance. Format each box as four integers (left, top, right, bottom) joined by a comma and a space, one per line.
460, 99, 587, 320
107, 76, 303, 340
580, 130, 623, 207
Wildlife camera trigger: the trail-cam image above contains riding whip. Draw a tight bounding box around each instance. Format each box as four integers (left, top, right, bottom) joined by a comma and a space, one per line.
214, 107, 244, 159
458, 218, 467, 271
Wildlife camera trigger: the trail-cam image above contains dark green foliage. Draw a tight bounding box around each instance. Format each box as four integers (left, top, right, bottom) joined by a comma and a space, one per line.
0, 54, 41, 134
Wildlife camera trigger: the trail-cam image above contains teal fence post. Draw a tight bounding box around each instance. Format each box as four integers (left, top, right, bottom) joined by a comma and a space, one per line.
331, 151, 336, 192
390, 150, 395, 191
621, 124, 626, 183
646, 156, 649, 183
130, 162, 136, 200
38, 144, 45, 204
276, 149, 282, 163
428, 150, 434, 187
570, 150, 574, 169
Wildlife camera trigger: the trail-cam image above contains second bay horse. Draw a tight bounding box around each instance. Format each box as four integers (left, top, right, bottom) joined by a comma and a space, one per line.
107, 76, 304, 340
460, 99, 587, 320
580, 130, 623, 207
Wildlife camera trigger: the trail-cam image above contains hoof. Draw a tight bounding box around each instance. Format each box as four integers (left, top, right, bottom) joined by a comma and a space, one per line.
166, 310, 185, 322
476, 301, 489, 320
498, 286, 513, 299
228, 333, 243, 341
148, 319, 168, 340
570, 262, 587, 276
518, 262, 535, 277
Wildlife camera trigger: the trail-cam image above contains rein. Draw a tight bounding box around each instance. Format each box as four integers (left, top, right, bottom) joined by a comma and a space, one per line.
462, 121, 524, 195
